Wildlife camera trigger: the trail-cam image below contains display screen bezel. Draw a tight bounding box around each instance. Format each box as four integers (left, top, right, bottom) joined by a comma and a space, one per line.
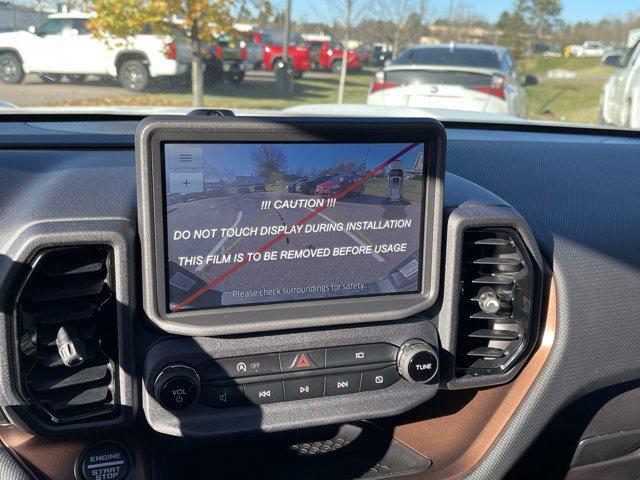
137, 117, 446, 336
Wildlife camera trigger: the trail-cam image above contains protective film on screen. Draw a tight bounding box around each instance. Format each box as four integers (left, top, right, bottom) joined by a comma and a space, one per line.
163, 142, 426, 313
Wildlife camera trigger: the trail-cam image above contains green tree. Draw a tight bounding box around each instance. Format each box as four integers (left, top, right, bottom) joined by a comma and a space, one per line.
522, 0, 562, 39
497, 0, 562, 54
87, 0, 256, 106
496, 4, 527, 54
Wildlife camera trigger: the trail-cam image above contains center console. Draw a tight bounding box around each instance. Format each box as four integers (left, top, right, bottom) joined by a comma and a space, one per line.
136, 117, 447, 436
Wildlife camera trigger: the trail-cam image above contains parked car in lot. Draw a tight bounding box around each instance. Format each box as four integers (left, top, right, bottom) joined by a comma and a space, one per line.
297, 175, 333, 194
0, 12, 190, 90
361, 43, 393, 67
302, 34, 360, 73
600, 41, 640, 129
315, 174, 365, 197
367, 44, 533, 118
574, 41, 605, 58
242, 28, 310, 78
286, 178, 306, 192
180, 183, 228, 202
204, 36, 245, 84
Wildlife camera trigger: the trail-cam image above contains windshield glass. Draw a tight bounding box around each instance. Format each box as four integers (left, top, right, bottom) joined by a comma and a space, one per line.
393, 47, 502, 69
0, 1, 638, 130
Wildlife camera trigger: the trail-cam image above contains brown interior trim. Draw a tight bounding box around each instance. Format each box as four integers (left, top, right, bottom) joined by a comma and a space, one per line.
0, 424, 149, 480
0, 278, 556, 480
391, 276, 557, 479
0, 426, 84, 480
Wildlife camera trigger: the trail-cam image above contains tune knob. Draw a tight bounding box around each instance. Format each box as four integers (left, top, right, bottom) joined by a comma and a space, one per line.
153, 364, 201, 411
397, 339, 439, 383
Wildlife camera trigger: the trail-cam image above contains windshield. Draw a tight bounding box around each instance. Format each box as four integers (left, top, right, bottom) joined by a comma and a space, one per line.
393, 47, 502, 69
0, 1, 638, 130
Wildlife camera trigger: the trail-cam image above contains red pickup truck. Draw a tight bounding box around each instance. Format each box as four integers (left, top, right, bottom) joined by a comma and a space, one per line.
243, 30, 310, 78
303, 37, 361, 73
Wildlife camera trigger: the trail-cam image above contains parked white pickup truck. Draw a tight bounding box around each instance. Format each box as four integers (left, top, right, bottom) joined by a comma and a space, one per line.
600, 41, 640, 129
0, 12, 189, 91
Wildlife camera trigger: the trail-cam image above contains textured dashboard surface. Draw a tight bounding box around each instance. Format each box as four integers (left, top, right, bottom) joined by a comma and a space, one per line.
0, 121, 639, 478
446, 130, 640, 478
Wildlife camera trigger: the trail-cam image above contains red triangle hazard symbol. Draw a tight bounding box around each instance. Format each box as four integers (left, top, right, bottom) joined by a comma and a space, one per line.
296, 354, 311, 368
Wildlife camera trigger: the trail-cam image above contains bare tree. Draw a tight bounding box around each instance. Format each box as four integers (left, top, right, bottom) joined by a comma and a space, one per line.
413, 0, 429, 43
317, 0, 365, 103
375, 0, 422, 56
250, 145, 287, 181
452, 1, 484, 42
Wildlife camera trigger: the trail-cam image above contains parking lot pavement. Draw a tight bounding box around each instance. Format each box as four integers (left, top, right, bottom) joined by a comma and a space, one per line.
0, 70, 361, 107
166, 188, 422, 307
0, 74, 137, 106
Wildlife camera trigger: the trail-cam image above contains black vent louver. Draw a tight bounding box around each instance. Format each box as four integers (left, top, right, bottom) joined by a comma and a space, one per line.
15, 246, 118, 424
455, 228, 535, 377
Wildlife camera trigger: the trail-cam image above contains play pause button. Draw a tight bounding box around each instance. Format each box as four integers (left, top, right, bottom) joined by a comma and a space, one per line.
283, 377, 325, 400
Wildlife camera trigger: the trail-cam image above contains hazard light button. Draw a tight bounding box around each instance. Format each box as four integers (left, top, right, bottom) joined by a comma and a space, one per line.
279, 349, 326, 372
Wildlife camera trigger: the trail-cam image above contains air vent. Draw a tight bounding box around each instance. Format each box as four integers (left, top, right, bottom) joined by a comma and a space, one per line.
455, 228, 535, 377
14, 246, 119, 424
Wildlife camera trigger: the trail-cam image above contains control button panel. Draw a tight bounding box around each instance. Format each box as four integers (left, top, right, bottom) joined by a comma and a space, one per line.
196, 343, 397, 381
144, 329, 442, 438
151, 342, 438, 411
195, 364, 403, 408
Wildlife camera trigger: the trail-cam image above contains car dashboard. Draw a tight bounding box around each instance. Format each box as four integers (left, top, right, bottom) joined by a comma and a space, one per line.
0, 116, 639, 480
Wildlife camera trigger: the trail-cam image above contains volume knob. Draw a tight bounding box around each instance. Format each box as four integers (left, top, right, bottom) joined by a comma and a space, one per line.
153, 364, 201, 411
397, 340, 439, 383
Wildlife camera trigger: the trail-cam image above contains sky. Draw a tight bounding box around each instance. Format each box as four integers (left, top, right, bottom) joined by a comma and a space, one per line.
9, 0, 640, 23
13, 0, 637, 25
280, 0, 639, 25
165, 143, 422, 181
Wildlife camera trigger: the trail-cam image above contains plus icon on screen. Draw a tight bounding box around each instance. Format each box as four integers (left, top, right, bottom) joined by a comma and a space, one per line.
183, 179, 190, 188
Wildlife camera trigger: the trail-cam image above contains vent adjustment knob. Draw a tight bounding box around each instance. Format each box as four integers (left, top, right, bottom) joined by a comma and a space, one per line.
477, 287, 501, 314
397, 340, 439, 383
153, 364, 200, 411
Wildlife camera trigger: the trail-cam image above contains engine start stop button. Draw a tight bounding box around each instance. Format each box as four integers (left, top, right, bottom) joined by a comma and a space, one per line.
75, 440, 133, 480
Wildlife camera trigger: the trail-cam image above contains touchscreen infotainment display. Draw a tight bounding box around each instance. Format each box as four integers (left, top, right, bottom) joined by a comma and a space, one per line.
163, 142, 426, 313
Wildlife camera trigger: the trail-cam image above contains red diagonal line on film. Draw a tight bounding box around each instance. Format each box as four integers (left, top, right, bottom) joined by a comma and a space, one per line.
171, 142, 420, 312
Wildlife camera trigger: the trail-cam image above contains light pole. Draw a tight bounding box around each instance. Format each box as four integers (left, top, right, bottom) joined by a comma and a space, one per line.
448, 0, 455, 40
276, 0, 294, 92
337, 0, 351, 104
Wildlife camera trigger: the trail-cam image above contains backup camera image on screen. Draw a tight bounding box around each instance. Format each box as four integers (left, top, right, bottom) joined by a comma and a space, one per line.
163, 142, 426, 312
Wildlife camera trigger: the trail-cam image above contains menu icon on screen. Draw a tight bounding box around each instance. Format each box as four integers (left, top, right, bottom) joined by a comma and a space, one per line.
166, 146, 203, 169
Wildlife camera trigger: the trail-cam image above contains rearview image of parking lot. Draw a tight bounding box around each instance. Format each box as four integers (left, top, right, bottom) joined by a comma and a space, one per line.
164, 142, 426, 312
